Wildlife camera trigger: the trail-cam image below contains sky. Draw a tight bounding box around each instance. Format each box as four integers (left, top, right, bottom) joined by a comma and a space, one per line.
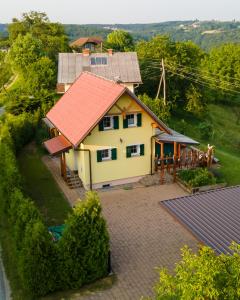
0, 0, 239, 24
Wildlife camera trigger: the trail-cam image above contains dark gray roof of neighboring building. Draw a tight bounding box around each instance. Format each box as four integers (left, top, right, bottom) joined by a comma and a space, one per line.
155, 128, 199, 145
58, 52, 142, 84
161, 186, 240, 254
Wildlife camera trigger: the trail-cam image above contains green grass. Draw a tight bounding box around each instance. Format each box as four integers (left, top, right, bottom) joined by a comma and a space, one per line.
17, 144, 72, 226
215, 149, 240, 186
169, 103, 240, 186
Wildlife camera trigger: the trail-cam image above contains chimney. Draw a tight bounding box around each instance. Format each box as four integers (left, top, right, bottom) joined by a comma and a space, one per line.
82, 48, 90, 56
108, 49, 113, 56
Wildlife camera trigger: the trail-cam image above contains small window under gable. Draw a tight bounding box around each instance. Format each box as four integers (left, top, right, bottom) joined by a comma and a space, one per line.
127, 114, 137, 127
90, 57, 108, 66
103, 116, 113, 129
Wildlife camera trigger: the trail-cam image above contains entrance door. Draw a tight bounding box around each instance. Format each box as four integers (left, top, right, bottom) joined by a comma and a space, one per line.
155, 142, 174, 157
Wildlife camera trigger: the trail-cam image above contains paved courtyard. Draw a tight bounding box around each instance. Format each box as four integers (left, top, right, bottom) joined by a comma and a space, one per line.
42, 156, 198, 300
80, 184, 198, 300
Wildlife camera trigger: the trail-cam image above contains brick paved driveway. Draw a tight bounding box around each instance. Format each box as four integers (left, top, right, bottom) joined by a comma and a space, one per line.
81, 184, 198, 300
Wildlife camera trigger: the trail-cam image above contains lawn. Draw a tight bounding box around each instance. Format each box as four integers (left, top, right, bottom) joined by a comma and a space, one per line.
169, 103, 240, 186
18, 143, 72, 226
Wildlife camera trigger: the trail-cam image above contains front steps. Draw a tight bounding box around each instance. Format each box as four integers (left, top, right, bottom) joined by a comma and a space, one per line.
66, 170, 83, 189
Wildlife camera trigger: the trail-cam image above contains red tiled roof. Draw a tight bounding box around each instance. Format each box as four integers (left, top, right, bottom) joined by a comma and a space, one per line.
46, 72, 126, 147
44, 135, 72, 155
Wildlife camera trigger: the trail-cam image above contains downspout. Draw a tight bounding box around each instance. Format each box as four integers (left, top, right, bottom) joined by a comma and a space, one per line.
75, 149, 93, 190
151, 136, 155, 175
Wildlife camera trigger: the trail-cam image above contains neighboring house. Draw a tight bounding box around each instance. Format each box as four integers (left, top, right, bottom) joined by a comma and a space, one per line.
70, 36, 103, 52
44, 72, 198, 190
56, 49, 142, 94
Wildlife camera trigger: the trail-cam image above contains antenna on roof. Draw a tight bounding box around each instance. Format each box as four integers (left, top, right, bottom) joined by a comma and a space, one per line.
114, 76, 122, 83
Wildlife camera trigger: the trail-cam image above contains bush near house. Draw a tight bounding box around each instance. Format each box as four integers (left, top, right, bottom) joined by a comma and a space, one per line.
151, 244, 240, 300
177, 168, 216, 188
0, 113, 109, 298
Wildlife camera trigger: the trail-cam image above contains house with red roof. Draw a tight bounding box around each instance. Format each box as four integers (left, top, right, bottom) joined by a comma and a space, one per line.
70, 36, 103, 52
44, 72, 198, 190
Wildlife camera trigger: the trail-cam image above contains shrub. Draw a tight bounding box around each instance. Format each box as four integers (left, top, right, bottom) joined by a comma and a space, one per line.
178, 168, 216, 187
152, 243, 240, 300
19, 221, 58, 296
58, 191, 110, 289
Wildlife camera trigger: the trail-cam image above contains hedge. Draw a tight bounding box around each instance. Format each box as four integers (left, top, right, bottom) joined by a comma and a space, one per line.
0, 112, 110, 298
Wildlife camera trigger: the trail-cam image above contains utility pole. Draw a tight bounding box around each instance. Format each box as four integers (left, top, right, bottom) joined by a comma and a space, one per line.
155, 58, 167, 106
162, 58, 166, 106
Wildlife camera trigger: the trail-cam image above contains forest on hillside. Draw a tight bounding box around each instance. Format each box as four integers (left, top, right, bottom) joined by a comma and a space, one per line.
1, 20, 240, 49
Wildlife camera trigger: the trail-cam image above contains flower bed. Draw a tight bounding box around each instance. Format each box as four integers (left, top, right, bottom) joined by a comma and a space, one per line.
177, 168, 226, 194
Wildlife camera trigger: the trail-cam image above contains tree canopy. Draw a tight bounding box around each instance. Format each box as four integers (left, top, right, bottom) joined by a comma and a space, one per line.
106, 29, 134, 51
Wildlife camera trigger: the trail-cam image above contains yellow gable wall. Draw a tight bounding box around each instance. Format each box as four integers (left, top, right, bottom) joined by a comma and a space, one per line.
74, 92, 156, 189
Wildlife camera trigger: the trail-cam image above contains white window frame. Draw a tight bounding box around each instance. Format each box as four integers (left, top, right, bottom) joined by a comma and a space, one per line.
101, 149, 111, 161
127, 113, 137, 127
103, 116, 113, 130
90, 57, 108, 66
129, 144, 140, 157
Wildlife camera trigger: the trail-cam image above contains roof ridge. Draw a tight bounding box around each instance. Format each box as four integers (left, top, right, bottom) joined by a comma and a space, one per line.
58, 51, 138, 55
82, 71, 127, 87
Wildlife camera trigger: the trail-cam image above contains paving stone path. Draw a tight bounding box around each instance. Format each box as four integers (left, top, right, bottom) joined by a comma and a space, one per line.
80, 185, 198, 300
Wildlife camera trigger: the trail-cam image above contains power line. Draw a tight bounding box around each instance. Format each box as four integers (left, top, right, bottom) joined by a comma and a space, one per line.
165, 62, 240, 90
167, 68, 240, 96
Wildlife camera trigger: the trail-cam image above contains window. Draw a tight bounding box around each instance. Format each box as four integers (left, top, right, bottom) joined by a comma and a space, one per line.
103, 116, 113, 129
126, 144, 144, 158
123, 113, 142, 128
127, 114, 136, 127
99, 116, 119, 131
97, 148, 117, 162
90, 57, 108, 66
130, 145, 140, 156
101, 149, 111, 160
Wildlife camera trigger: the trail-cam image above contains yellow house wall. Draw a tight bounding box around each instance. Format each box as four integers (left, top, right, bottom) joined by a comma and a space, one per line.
80, 93, 156, 188
65, 148, 76, 170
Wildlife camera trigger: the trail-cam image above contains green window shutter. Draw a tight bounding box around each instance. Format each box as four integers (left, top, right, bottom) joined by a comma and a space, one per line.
97, 150, 102, 162
111, 148, 117, 160
137, 113, 142, 127
126, 146, 131, 158
140, 144, 145, 156
99, 120, 104, 131
113, 116, 119, 129
123, 117, 128, 129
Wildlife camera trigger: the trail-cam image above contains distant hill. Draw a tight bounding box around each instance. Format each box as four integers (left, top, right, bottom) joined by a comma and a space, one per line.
65, 21, 240, 50
1, 21, 240, 50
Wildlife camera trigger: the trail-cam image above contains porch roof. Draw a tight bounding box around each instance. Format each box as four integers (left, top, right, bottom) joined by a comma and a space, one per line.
155, 128, 199, 145
44, 135, 72, 156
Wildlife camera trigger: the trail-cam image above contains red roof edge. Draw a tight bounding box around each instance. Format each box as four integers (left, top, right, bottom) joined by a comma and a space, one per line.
44, 135, 72, 156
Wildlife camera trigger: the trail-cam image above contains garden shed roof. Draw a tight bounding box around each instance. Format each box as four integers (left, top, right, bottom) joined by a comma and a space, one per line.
161, 186, 240, 254
155, 128, 199, 145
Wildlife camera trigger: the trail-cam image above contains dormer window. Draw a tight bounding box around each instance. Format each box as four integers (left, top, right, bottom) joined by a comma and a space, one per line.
90, 57, 108, 66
